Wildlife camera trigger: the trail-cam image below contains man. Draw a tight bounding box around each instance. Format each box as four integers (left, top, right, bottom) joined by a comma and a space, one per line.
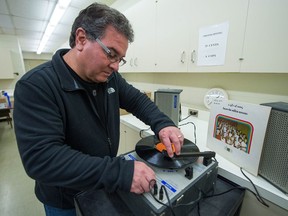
13, 3, 183, 216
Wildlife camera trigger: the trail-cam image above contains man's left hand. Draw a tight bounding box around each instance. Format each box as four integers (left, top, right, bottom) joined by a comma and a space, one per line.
158, 126, 184, 157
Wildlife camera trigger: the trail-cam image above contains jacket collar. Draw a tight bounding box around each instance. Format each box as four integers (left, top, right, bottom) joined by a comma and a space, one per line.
51, 49, 80, 91
52, 49, 114, 91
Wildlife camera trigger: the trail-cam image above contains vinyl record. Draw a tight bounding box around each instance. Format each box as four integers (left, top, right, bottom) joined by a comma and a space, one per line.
135, 135, 199, 169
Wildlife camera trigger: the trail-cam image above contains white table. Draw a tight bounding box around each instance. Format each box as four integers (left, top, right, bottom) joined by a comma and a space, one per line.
120, 107, 288, 211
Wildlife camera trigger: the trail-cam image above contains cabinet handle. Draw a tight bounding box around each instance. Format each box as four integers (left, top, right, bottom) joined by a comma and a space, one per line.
134, 58, 138, 67
130, 58, 133, 67
181, 51, 186, 63
191, 50, 196, 63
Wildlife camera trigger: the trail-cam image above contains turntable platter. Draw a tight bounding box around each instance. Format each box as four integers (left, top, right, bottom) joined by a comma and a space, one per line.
135, 135, 199, 169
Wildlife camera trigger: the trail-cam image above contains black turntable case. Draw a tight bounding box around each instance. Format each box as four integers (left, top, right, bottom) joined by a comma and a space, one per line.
259, 102, 288, 194
116, 161, 218, 216
74, 174, 246, 216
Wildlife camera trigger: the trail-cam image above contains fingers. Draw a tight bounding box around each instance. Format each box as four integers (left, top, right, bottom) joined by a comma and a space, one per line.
159, 126, 184, 157
130, 161, 156, 194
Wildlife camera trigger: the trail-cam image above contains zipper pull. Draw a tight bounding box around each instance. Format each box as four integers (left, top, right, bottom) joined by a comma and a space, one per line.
107, 137, 112, 154
107, 138, 112, 146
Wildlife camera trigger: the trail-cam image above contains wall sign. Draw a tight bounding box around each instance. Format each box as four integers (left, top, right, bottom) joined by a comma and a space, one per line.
197, 22, 229, 66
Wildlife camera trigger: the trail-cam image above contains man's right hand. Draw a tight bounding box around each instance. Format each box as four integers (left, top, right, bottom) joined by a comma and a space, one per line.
130, 161, 156, 194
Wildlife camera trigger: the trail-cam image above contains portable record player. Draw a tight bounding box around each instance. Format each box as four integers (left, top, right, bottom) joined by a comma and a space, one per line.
117, 135, 218, 216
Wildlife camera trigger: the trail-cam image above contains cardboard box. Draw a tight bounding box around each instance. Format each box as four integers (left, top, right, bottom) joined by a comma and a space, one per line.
119, 91, 151, 116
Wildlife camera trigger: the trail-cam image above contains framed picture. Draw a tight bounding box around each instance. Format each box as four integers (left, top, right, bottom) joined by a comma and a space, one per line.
207, 100, 271, 176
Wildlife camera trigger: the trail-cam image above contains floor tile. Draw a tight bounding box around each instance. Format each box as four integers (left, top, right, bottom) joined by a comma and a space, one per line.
0, 123, 45, 216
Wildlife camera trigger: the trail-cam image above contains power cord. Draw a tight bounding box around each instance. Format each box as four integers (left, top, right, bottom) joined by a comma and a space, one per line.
240, 167, 269, 207
179, 115, 268, 208
200, 168, 269, 208
139, 114, 197, 144
179, 113, 193, 122
173, 190, 202, 208
149, 180, 204, 216
139, 127, 151, 138
149, 179, 176, 216
178, 121, 197, 145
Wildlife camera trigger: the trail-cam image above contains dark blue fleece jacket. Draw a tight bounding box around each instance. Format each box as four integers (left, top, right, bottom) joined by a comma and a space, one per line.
13, 49, 175, 209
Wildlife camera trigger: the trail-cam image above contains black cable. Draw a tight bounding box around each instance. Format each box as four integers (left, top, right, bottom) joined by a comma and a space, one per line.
174, 190, 202, 207
149, 180, 208, 216
162, 185, 176, 216
171, 187, 203, 216
180, 114, 193, 122
202, 176, 269, 208
202, 184, 268, 209
196, 187, 245, 216
195, 168, 270, 214
240, 167, 269, 207
149, 180, 176, 216
197, 201, 201, 216
203, 186, 245, 199
179, 115, 268, 208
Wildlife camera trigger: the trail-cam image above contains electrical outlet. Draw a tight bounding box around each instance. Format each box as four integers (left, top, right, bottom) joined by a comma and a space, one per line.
188, 109, 198, 117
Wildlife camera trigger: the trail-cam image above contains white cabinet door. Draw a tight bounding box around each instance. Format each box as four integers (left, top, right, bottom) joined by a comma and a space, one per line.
155, 0, 191, 72
120, 5, 136, 73
187, 0, 248, 72
155, 0, 248, 73
132, 0, 156, 72
0, 50, 16, 79
118, 123, 142, 155
118, 123, 127, 156
120, 0, 287, 73
240, 0, 288, 73
125, 126, 141, 152
0, 36, 25, 79
120, 0, 156, 73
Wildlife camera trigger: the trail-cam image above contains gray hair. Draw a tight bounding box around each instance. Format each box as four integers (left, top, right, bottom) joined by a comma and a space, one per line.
69, 3, 134, 48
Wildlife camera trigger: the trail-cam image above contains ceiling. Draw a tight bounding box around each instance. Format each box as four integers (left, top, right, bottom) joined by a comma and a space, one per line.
0, 0, 117, 55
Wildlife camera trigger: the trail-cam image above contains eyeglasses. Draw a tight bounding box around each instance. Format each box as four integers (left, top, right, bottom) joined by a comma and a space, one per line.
96, 38, 127, 66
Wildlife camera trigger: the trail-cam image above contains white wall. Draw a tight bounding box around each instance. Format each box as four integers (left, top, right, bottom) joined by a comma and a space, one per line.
0, 52, 52, 91
121, 72, 288, 110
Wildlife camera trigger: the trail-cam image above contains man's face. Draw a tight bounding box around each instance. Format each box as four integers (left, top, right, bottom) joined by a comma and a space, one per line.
75, 26, 128, 83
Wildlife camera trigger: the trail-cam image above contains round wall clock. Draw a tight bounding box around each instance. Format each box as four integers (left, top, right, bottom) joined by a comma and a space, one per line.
204, 88, 228, 109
